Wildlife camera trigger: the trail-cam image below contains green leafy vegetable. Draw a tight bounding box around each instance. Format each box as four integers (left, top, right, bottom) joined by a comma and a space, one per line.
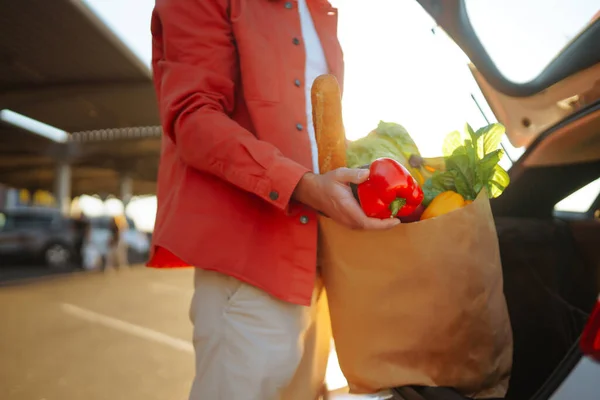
442, 130, 463, 157
422, 171, 455, 206
346, 121, 418, 169
374, 121, 421, 158
345, 121, 449, 187
446, 153, 475, 199
422, 122, 510, 203
477, 149, 504, 184
482, 124, 506, 156
346, 135, 409, 169
488, 165, 510, 198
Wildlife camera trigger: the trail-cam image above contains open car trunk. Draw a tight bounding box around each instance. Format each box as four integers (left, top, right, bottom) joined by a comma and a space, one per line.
494, 215, 599, 400
384, 1, 600, 399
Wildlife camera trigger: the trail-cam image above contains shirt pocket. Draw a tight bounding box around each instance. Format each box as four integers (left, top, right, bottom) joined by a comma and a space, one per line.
233, 10, 281, 104
237, 36, 281, 103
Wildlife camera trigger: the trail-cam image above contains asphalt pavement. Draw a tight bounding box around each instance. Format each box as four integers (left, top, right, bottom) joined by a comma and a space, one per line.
0, 267, 196, 400
0, 264, 84, 286
0, 266, 352, 400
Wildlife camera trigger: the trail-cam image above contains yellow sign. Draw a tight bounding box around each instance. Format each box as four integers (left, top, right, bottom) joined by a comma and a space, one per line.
33, 190, 56, 206
19, 189, 30, 204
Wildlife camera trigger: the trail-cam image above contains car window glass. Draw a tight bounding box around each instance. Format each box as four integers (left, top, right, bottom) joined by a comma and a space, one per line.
554, 178, 600, 213
465, 0, 599, 83
12, 214, 54, 229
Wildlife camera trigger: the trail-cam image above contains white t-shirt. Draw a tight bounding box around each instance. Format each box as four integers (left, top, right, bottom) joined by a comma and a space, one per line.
298, 0, 329, 174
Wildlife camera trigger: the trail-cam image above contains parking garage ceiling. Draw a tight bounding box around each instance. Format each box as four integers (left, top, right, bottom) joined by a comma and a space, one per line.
0, 0, 161, 196
0, 0, 159, 132
0, 121, 159, 197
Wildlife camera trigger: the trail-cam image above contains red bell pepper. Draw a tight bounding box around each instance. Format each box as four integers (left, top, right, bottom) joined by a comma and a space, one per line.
356, 158, 424, 219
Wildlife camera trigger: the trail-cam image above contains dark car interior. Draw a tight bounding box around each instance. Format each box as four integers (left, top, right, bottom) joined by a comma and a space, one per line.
491, 109, 600, 399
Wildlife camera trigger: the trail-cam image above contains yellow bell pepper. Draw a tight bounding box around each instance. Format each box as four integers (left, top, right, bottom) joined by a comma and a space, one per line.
420, 191, 466, 220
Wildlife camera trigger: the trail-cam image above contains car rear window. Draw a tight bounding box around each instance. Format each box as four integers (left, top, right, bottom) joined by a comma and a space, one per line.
465, 0, 599, 83
12, 214, 56, 229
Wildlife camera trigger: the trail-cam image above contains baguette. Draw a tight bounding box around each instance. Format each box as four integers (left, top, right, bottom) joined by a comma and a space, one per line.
311, 74, 347, 173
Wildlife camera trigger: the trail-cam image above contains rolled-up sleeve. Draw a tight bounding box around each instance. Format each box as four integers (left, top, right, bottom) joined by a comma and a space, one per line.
152, 0, 309, 209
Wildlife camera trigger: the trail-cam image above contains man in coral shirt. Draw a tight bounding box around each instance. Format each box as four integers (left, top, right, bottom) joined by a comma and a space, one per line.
149, 0, 398, 398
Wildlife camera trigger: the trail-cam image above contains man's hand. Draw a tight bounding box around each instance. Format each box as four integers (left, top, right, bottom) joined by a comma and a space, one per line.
293, 168, 400, 230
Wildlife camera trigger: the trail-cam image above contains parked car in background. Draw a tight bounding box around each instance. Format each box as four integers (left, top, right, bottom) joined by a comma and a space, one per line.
87, 215, 150, 267
0, 208, 81, 269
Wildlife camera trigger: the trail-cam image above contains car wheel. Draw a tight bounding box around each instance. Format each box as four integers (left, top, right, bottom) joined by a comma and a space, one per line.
44, 243, 72, 269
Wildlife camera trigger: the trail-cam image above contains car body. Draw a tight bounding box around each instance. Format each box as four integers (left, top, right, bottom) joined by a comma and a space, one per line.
0, 208, 81, 268
386, 1, 600, 399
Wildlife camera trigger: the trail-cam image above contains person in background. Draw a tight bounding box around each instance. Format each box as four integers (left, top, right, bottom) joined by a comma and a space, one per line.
148, 1, 398, 399
71, 212, 89, 268
106, 215, 128, 269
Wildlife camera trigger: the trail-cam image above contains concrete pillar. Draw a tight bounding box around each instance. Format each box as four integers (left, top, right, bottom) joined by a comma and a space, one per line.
5, 188, 19, 209
120, 173, 133, 207
54, 162, 72, 216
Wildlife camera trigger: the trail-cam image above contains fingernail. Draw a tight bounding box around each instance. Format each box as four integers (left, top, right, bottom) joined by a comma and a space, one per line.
358, 170, 369, 180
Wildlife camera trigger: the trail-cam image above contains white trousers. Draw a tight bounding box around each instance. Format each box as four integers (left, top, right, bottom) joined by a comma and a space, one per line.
189, 268, 331, 400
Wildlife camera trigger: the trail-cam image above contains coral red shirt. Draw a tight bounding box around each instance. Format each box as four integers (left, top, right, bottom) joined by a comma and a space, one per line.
148, 0, 344, 306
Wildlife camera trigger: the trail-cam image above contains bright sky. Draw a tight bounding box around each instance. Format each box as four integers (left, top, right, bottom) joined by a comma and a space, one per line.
79, 0, 599, 231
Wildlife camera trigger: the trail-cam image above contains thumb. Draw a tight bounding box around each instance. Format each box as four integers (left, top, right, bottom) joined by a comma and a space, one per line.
331, 167, 370, 184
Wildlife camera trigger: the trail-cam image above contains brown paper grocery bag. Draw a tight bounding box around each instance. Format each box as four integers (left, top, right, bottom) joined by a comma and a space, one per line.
318, 191, 513, 398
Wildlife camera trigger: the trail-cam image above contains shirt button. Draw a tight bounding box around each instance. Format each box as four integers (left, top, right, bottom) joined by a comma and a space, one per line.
284, 2, 293, 9
292, 37, 300, 45
300, 215, 309, 224
296, 123, 303, 131
294, 79, 301, 87
269, 191, 279, 201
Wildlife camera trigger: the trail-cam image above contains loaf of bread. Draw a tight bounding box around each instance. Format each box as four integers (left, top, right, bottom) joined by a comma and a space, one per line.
311, 74, 347, 173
